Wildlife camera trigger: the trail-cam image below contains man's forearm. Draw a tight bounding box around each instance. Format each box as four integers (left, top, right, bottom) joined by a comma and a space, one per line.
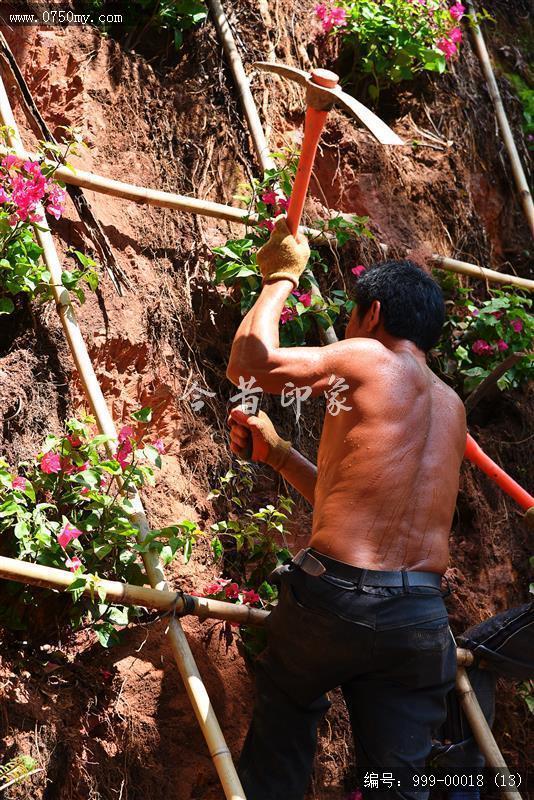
277, 447, 317, 506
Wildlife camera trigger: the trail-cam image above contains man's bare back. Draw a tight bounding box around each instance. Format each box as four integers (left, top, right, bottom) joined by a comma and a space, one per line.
310, 339, 466, 574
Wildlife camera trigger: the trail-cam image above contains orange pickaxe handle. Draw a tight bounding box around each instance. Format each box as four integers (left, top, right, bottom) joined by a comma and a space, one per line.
286, 106, 329, 236
464, 433, 534, 511
285, 69, 339, 236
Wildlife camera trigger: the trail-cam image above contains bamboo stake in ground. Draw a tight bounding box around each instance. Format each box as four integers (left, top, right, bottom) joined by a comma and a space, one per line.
0, 75, 246, 800
467, 0, 534, 239
456, 667, 522, 800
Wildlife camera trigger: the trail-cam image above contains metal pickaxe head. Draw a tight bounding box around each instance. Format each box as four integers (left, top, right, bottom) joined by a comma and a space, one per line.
252, 62, 403, 235
253, 62, 403, 146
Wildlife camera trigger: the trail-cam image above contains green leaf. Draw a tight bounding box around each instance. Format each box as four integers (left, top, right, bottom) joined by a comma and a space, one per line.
0, 297, 14, 315
132, 407, 152, 423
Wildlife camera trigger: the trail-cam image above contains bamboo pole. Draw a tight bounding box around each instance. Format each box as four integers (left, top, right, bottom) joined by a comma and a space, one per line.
2, 146, 531, 290
467, 0, 534, 239
0, 76, 246, 800
206, 0, 276, 175
456, 667, 523, 800
0, 555, 269, 626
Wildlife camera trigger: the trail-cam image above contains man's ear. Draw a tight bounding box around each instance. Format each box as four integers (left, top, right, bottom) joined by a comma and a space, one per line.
366, 300, 381, 332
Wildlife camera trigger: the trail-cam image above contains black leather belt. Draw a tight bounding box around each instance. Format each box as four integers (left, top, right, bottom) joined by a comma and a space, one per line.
291, 548, 443, 589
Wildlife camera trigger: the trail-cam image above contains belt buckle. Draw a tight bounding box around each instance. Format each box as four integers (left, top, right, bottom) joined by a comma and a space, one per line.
292, 548, 326, 576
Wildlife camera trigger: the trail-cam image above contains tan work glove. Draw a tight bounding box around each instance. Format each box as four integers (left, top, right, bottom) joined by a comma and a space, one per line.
228, 406, 292, 471
257, 217, 310, 288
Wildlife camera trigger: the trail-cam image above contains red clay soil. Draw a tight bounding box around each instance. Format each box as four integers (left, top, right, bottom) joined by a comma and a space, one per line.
0, 1, 532, 798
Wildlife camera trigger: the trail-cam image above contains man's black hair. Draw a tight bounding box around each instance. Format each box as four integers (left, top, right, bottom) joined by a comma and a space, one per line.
353, 259, 445, 353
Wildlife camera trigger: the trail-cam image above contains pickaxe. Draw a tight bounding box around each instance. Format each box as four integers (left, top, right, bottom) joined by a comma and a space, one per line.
252, 62, 403, 234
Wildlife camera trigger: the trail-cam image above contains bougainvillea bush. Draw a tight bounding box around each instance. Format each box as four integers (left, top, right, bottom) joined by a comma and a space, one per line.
0, 409, 196, 645
213, 148, 373, 346
314, 0, 467, 100
0, 130, 98, 315
433, 282, 533, 395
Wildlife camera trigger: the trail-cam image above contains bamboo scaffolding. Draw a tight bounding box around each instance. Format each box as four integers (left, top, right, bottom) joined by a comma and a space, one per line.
467, 0, 534, 239
0, 555, 269, 626
456, 667, 522, 800
0, 555, 482, 675
0, 76, 246, 800
1, 146, 531, 290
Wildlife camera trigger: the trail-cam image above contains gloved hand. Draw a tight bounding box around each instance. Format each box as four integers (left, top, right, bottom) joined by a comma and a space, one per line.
257, 216, 310, 288
228, 406, 292, 471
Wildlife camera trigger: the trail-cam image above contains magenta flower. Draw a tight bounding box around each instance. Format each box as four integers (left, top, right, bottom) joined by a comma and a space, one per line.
45, 184, 66, 220
277, 196, 290, 211
437, 37, 458, 59
258, 219, 274, 232
242, 589, 260, 605
11, 476, 27, 490
472, 339, 493, 356
492, 311, 503, 319
40, 451, 62, 474
351, 265, 366, 277
449, 3, 465, 20
58, 522, 82, 549
2, 155, 21, 169
299, 291, 312, 307
280, 305, 297, 325
261, 190, 278, 205
153, 438, 165, 454
449, 27, 463, 43
471, 308, 479, 317
224, 582, 240, 600
118, 425, 134, 444
65, 555, 83, 572
67, 434, 82, 447
0, 187, 9, 203
497, 339, 509, 352
117, 440, 133, 469
510, 319, 523, 333
315, 1, 347, 32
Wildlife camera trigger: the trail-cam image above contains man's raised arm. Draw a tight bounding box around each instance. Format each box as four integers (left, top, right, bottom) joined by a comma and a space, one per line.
226, 218, 353, 395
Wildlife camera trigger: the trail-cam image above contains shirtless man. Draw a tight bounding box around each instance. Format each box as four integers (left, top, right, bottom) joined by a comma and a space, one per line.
226, 219, 466, 800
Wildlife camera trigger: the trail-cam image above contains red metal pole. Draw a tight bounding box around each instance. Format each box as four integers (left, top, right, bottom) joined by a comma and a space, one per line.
465, 434, 534, 511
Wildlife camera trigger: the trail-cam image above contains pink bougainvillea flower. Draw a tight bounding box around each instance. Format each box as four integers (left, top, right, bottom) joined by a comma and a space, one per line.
118, 425, 134, 444
60, 457, 77, 475
492, 311, 503, 319
448, 27, 463, 43
100, 474, 110, 489
258, 219, 274, 232
472, 339, 493, 356
437, 37, 458, 59
242, 589, 260, 605
65, 555, 83, 572
0, 187, 9, 203
117, 441, 133, 469
45, 183, 66, 220
80, 487, 90, 496
510, 318, 523, 333
449, 2, 465, 20
153, 438, 165, 454
67, 434, 82, 447
497, 339, 509, 352
280, 305, 297, 325
471, 308, 479, 317
224, 582, 240, 600
11, 476, 27, 490
202, 578, 230, 596
40, 451, 62, 474
58, 522, 82, 549
351, 265, 366, 277
277, 196, 290, 211
2, 155, 21, 169
261, 190, 278, 205
315, 1, 347, 32
299, 291, 312, 307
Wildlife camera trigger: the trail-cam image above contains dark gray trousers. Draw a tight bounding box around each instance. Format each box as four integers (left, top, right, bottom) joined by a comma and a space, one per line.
239, 563, 456, 800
